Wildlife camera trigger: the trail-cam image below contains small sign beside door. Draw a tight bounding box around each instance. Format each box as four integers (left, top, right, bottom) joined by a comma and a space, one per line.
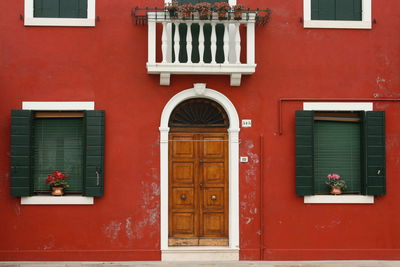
242, 119, 252, 127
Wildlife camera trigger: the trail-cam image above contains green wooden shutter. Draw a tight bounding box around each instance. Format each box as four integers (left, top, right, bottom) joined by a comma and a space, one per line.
10, 110, 33, 197
84, 110, 105, 197
34, 0, 87, 18
364, 111, 386, 196
336, 0, 362, 20
60, 0, 87, 18
34, 0, 59, 18
311, 0, 362, 21
296, 111, 314, 196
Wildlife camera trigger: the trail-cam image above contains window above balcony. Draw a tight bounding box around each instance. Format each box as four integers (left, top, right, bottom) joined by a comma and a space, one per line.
132, 6, 271, 86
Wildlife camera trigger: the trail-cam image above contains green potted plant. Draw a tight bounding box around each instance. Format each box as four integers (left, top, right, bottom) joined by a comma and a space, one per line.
214, 2, 231, 20
180, 3, 194, 19
165, 0, 179, 19
45, 170, 70, 196
325, 173, 347, 195
195, 2, 212, 20
232, 4, 245, 20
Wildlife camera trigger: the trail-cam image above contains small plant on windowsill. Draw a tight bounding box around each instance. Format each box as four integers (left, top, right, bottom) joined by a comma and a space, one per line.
45, 170, 70, 196
325, 173, 347, 195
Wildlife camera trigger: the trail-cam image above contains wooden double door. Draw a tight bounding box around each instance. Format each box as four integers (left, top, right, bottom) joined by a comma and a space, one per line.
169, 128, 228, 246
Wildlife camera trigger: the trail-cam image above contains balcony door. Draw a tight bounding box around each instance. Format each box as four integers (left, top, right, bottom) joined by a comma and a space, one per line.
168, 98, 229, 246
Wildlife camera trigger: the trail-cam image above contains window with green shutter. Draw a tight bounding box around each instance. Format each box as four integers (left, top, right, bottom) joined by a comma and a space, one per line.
311, 0, 362, 21
295, 110, 385, 196
10, 110, 105, 197
34, 0, 88, 18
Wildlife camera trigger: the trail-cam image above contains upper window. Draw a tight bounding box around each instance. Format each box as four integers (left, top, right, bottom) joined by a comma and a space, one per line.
303, 0, 371, 29
296, 103, 386, 202
24, 0, 96, 27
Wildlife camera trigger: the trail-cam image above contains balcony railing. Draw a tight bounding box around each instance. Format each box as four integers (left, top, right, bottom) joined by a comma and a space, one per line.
133, 9, 271, 86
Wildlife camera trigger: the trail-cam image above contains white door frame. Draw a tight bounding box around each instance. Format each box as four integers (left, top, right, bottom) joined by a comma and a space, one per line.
159, 84, 240, 252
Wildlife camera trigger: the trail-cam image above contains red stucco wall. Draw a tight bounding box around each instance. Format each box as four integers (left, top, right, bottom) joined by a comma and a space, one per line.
1, 0, 400, 261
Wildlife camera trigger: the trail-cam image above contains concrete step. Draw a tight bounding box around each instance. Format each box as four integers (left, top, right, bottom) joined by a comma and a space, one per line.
1, 261, 400, 267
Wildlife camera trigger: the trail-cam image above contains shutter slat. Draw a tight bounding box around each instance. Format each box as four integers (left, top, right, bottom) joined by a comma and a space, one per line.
311, 0, 319, 19
60, 0, 87, 18
84, 110, 105, 197
318, 0, 335, 20
296, 110, 314, 196
11, 110, 33, 197
364, 111, 386, 196
34, 0, 60, 18
336, 0, 362, 21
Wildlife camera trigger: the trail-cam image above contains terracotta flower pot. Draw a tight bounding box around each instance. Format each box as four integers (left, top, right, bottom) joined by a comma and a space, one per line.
330, 186, 342, 195
51, 186, 65, 196
218, 11, 227, 20
234, 11, 242, 20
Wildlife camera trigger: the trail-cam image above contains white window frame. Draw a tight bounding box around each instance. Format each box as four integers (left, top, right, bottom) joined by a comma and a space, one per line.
24, 0, 96, 27
303, 0, 372, 29
20, 101, 95, 205
303, 102, 374, 204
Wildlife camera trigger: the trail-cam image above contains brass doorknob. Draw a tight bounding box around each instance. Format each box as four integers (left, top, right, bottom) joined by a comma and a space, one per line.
181, 194, 187, 200
211, 195, 217, 200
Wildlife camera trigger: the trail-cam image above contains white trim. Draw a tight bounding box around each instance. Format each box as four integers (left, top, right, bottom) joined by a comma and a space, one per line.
162, 247, 239, 261
21, 101, 95, 205
303, 102, 373, 111
303, 0, 372, 29
304, 195, 374, 204
22, 101, 95, 110
24, 0, 96, 27
21, 196, 94, 205
303, 102, 374, 204
159, 84, 240, 257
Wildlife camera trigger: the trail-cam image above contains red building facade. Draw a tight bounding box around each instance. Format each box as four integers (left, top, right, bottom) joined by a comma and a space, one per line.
1, 0, 400, 262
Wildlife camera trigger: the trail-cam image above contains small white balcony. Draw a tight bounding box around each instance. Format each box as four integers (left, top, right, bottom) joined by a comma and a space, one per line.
140, 10, 268, 86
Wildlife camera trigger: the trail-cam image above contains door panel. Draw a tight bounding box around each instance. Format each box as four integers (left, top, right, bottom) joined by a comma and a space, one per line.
172, 162, 194, 184
169, 130, 228, 246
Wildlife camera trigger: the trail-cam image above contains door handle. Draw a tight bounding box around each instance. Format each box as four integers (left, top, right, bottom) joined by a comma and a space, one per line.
199, 183, 204, 188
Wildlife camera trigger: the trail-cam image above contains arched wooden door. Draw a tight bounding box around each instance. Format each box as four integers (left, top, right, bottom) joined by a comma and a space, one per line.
168, 99, 229, 246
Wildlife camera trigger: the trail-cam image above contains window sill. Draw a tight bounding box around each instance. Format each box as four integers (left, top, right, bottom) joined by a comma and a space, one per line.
21, 196, 94, 205
304, 20, 372, 29
24, 18, 95, 27
304, 195, 374, 204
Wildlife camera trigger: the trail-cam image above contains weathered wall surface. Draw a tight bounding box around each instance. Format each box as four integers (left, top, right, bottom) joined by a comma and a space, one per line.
1, 0, 400, 261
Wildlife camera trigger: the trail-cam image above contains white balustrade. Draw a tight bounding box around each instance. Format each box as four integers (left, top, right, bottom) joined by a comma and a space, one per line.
146, 12, 258, 86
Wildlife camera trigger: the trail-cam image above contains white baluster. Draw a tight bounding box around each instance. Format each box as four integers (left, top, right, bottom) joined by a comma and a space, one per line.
199, 22, 205, 64
234, 23, 241, 64
210, 22, 217, 64
223, 22, 229, 64
148, 20, 156, 64
161, 22, 168, 63
246, 19, 255, 65
174, 22, 180, 63
186, 22, 192, 64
